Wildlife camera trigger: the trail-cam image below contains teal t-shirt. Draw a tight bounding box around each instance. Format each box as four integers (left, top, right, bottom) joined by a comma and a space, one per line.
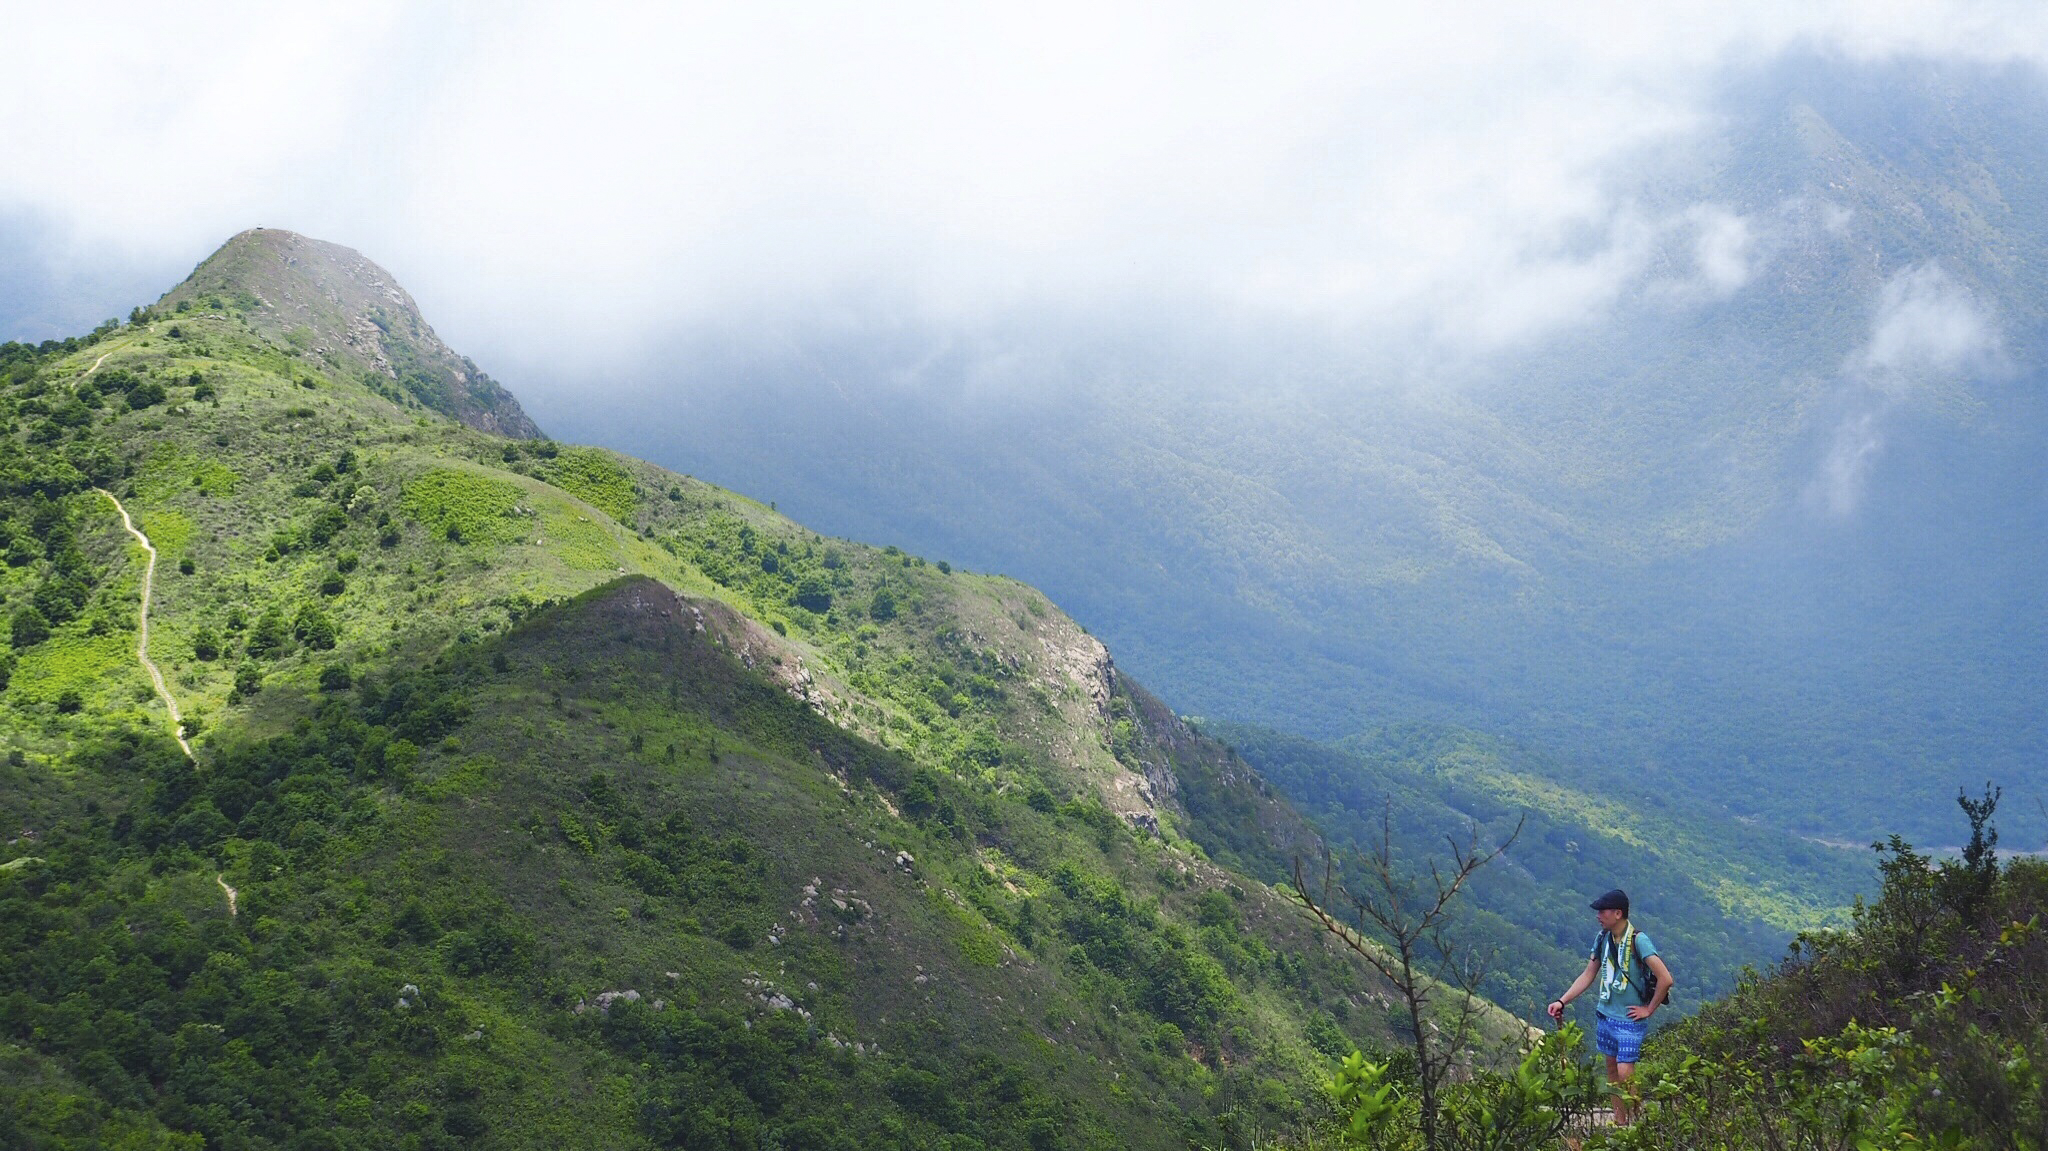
1589, 927, 1658, 1021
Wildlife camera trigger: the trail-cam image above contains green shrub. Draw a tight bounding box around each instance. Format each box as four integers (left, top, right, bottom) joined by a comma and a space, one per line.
294, 605, 337, 649
9, 606, 50, 648
793, 575, 832, 613
307, 505, 349, 545
33, 578, 87, 626
246, 609, 290, 656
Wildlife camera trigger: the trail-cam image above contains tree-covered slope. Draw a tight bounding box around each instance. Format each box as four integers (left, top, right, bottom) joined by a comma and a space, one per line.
0, 233, 1534, 1149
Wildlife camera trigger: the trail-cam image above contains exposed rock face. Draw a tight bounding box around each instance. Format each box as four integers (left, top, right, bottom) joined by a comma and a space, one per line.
163, 228, 542, 439
1038, 619, 1115, 719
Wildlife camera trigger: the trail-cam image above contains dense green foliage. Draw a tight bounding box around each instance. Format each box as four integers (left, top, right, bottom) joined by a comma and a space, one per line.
0, 235, 1535, 1148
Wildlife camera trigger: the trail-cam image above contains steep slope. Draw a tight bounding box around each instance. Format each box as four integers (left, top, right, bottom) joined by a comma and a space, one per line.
0, 236, 1529, 1149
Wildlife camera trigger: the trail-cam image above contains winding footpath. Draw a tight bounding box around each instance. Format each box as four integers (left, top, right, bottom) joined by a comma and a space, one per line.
88, 353, 235, 915
99, 476, 238, 916
96, 488, 192, 759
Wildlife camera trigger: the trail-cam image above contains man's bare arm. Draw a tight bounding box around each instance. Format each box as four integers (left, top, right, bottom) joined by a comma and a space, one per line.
1547, 958, 1601, 1019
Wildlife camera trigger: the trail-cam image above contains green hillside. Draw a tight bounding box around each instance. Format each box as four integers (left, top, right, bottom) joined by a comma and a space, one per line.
0, 232, 1538, 1150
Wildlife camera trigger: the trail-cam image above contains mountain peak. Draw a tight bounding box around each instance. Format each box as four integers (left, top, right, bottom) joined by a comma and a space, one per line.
163, 228, 541, 438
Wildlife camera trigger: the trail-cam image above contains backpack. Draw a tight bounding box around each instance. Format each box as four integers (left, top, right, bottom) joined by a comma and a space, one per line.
1600, 925, 1669, 1006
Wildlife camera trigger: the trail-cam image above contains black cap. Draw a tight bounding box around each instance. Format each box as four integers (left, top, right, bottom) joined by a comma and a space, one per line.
1590, 889, 1630, 913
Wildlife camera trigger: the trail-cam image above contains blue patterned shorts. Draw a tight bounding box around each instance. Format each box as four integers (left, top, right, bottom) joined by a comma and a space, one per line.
1595, 1015, 1646, 1063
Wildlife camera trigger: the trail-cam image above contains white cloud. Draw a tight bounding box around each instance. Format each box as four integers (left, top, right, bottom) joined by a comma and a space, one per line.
1689, 206, 1755, 296
1854, 263, 2001, 388
2, 3, 2047, 365
1813, 409, 1886, 517
1810, 263, 2002, 516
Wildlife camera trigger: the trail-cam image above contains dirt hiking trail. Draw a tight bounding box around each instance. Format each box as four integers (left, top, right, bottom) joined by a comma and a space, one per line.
96, 488, 191, 759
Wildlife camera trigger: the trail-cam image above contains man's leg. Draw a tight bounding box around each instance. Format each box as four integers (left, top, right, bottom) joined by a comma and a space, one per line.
1597, 1048, 1613, 1122
1613, 1060, 1636, 1125
1594, 1016, 1626, 1125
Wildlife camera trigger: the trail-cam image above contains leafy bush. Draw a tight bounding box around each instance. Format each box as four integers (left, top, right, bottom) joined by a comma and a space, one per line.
9, 606, 50, 648
33, 577, 87, 626
307, 505, 349, 546
246, 609, 290, 657
293, 605, 337, 650
793, 575, 832, 613
870, 587, 898, 622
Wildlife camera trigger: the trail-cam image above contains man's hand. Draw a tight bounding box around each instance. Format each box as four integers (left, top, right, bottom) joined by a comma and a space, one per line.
1547, 999, 1565, 1023
1625, 1004, 1656, 1021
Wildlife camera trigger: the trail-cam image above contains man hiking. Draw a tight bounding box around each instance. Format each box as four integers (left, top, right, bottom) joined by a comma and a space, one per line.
1546, 889, 1672, 1125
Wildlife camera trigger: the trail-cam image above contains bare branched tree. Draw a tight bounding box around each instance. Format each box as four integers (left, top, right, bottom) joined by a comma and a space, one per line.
1291, 800, 1524, 1151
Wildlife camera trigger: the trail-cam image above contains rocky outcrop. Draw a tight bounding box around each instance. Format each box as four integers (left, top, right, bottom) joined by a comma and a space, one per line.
1038, 619, 1115, 720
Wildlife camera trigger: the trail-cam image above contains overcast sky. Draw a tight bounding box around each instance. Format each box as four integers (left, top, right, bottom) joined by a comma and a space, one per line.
6, 3, 2048, 381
